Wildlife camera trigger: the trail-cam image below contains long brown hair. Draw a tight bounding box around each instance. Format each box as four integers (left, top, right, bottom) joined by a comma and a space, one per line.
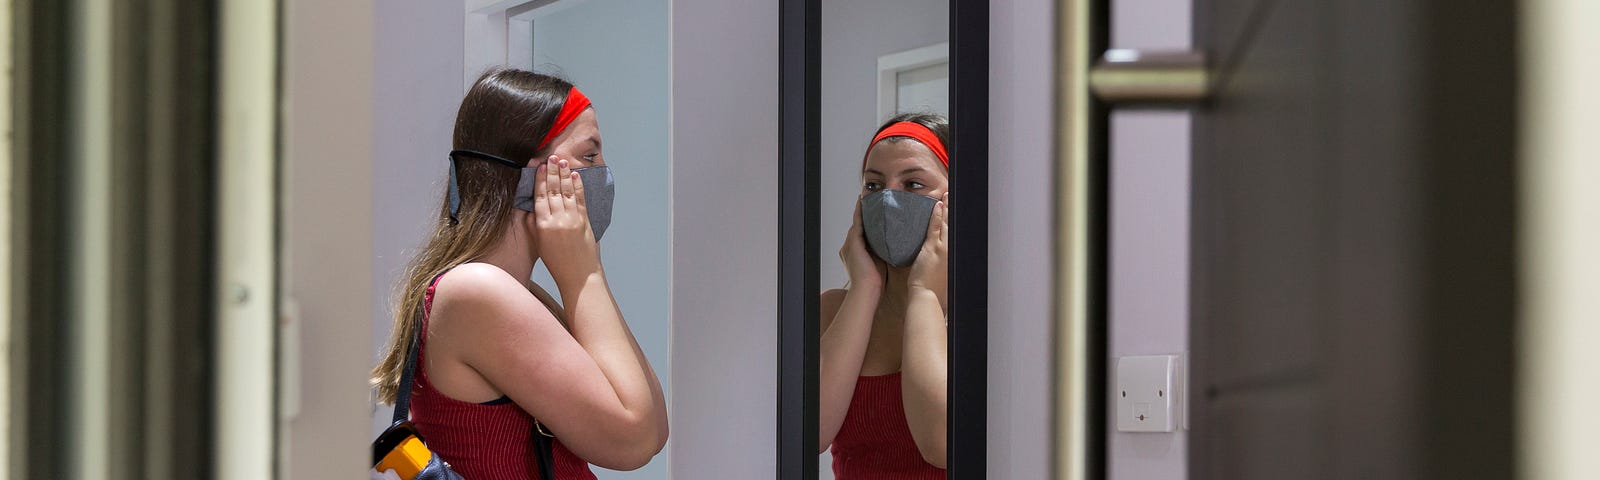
372, 68, 575, 404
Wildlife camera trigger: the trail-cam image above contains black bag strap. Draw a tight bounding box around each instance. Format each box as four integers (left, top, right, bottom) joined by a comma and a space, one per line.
533, 427, 556, 480
392, 310, 423, 426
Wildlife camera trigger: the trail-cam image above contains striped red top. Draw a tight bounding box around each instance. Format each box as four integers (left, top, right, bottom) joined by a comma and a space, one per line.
409, 274, 597, 480
828, 372, 946, 479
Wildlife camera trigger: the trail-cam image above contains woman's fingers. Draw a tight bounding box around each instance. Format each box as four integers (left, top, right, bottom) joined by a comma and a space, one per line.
572, 169, 587, 208
533, 163, 552, 217
545, 156, 565, 213
558, 159, 576, 200
850, 196, 865, 233
939, 193, 949, 245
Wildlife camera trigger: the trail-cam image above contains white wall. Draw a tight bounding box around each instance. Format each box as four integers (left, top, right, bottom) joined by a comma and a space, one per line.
1105, 0, 1193, 477
667, 0, 779, 477
367, 0, 465, 435
281, 0, 376, 476
987, 0, 1056, 477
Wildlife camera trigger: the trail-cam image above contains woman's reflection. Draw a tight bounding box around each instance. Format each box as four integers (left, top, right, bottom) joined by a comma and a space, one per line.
820, 113, 950, 478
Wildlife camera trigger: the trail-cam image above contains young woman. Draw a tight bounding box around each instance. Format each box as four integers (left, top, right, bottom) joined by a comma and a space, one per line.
372, 69, 668, 479
819, 113, 950, 478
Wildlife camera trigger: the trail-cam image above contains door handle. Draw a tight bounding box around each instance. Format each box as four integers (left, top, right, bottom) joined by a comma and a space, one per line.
1088, 49, 1209, 104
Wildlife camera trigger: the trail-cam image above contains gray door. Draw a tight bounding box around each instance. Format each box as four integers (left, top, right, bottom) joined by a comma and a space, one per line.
1187, 0, 1517, 478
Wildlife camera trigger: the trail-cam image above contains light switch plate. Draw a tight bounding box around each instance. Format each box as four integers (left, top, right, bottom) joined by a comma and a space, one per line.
1116, 354, 1184, 432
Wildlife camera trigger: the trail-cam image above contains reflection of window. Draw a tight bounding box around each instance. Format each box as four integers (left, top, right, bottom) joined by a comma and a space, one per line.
877, 43, 949, 121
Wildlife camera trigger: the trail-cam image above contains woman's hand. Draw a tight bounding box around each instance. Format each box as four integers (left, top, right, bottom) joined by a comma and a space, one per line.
842, 197, 887, 291
532, 155, 602, 284
907, 193, 947, 303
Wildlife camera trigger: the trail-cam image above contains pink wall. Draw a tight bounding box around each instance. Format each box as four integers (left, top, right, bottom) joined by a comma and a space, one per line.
987, 0, 1058, 477
1106, 0, 1194, 477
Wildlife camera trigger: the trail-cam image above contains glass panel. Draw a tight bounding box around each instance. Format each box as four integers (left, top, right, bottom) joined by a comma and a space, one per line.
819, 1, 949, 477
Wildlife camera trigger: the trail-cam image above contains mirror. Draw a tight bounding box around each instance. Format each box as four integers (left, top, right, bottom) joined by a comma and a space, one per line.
816, 2, 951, 478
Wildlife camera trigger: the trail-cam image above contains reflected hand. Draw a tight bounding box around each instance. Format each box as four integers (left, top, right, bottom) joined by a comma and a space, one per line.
842, 197, 887, 291
532, 155, 601, 284
908, 193, 947, 300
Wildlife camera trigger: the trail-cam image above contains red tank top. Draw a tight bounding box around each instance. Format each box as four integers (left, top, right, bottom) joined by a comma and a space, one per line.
409, 274, 597, 480
828, 372, 947, 479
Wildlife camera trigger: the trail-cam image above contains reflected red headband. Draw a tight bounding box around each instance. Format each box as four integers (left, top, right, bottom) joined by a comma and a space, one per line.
538, 87, 591, 150
867, 121, 949, 168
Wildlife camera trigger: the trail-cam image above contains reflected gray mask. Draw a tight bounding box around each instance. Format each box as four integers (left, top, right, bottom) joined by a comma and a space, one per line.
447, 150, 616, 241
860, 189, 938, 268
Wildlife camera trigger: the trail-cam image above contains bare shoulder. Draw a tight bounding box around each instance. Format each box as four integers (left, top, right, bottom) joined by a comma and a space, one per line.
431, 263, 555, 329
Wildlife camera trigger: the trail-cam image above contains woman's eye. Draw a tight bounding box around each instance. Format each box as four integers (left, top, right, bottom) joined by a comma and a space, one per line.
583, 153, 599, 161
864, 182, 882, 191
906, 181, 926, 190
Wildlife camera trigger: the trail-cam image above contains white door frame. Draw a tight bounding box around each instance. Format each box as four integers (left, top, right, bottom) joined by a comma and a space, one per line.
464, 0, 590, 88
876, 42, 949, 121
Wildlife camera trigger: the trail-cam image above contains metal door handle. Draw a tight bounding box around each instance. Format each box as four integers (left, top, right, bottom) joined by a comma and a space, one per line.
1088, 49, 1209, 104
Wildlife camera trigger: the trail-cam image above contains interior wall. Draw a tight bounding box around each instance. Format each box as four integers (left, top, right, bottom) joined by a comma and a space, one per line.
667, 0, 779, 477
986, 0, 1056, 477
281, 0, 377, 476
1105, 0, 1192, 477
365, 0, 465, 436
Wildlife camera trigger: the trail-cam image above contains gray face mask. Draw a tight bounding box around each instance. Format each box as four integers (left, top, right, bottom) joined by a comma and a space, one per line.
860, 189, 938, 268
448, 150, 616, 241
512, 165, 615, 240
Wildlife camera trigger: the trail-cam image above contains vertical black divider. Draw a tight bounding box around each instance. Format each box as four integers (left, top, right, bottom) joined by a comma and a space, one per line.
778, 0, 820, 478
948, 0, 990, 478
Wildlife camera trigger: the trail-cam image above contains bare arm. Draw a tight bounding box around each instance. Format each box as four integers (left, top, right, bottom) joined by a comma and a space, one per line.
901, 194, 949, 467
563, 270, 670, 452
819, 286, 879, 452
819, 198, 889, 453
899, 288, 947, 467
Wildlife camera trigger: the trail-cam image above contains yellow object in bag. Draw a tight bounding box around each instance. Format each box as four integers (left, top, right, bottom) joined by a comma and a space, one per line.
374, 432, 431, 479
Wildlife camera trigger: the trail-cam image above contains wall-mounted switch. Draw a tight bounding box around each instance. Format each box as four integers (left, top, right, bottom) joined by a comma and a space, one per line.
1116, 354, 1184, 432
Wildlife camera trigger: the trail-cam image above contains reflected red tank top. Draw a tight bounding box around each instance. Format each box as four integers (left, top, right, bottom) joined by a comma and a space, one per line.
409, 273, 597, 480
828, 372, 946, 479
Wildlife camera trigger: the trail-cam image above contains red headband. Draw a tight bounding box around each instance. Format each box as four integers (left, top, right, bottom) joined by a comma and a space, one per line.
867, 121, 949, 168
537, 87, 592, 150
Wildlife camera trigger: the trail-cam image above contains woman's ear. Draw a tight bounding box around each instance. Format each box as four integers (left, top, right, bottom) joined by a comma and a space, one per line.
515, 209, 540, 251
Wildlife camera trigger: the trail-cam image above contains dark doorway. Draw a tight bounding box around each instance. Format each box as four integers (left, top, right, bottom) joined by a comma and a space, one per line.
1187, 0, 1518, 478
